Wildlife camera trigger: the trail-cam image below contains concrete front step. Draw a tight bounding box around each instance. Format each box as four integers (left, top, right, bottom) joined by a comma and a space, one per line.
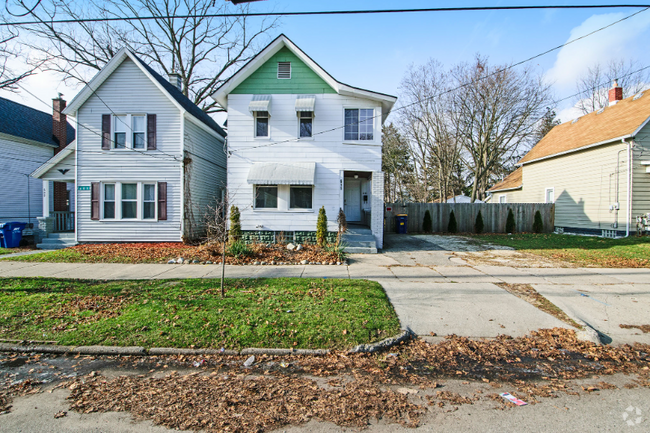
46, 232, 75, 239
37, 235, 77, 250
345, 246, 378, 254
342, 228, 378, 254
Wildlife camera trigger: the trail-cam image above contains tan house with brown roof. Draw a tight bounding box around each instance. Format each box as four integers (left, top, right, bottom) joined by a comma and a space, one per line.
488, 82, 650, 236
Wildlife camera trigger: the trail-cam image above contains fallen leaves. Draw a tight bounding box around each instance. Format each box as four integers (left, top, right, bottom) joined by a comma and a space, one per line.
619, 324, 650, 334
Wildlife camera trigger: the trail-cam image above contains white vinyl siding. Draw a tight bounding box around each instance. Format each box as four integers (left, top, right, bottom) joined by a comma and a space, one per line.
227, 93, 382, 233
75, 57, 182, 242
0, 137, 54, 227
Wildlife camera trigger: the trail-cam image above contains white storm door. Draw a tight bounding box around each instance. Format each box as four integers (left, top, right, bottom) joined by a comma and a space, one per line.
344, 179, 361, 222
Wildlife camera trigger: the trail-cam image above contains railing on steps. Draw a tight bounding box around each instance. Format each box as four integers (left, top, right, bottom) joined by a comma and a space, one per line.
52, 211, 75, 233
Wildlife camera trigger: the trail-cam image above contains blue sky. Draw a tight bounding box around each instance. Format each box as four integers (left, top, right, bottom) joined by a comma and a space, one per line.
4, 1, 650, 122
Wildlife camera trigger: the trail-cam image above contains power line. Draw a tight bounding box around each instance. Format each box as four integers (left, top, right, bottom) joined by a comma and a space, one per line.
232, 7, 650, 154
3, 4, 650, 26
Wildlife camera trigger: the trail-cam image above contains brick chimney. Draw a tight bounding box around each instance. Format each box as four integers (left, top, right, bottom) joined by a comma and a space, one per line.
52, 94, 69, 212
52, 94, 68, 154
608, 80, 623, 106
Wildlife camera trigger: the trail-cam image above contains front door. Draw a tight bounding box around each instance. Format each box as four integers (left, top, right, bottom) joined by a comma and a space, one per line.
344, 179, 361, 222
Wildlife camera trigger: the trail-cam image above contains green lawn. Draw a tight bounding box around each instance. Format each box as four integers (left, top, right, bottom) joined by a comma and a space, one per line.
1, 249, 89, 262
467, 233, 650, 267
0, 249, 11, 255
0, 277, 400, 350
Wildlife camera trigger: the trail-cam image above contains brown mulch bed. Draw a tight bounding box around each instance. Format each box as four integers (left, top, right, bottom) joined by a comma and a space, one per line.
68, 242, 342, 265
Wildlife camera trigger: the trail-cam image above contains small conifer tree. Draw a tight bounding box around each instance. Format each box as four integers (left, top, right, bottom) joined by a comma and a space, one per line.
229, 205, 241, 243
533, 210, 544, 233
447, 210, 458, 233
474, 210, 484, 234
316, 206, 328, 246
423, 210, 433, 233
505, 208, 516, 233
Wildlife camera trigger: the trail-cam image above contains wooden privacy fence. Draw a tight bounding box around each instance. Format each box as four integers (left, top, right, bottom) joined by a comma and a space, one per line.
384, 203, 555, 234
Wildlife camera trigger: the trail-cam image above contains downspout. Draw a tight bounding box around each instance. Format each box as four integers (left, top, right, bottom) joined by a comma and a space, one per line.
626, 139, 633, 237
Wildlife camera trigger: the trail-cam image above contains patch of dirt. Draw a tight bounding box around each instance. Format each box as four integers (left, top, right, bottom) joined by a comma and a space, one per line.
620, 324, 650, 334
495, 283, 582, 328
456, 249, 572, 268
68, 242, 342, 265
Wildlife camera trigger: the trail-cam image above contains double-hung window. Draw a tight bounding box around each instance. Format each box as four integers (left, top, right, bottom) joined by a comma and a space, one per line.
121, 183, 138, 219
290, 186, 312, 209
143, 184, 156, 219
344, 108, 374, 141
299, 111, 313, 138
114, 116, 127, 148
132, 115, 146, 149
99, 182, 159, 220
104, 184, 115, 219
255, 186, 278, 209
255, 111, 269, 138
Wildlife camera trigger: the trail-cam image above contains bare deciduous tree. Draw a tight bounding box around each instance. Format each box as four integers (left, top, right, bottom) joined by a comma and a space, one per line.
450, 56, 552, 202
381, 123, 412, 203
12, 0, 278, 112
0, 25, 40, 91
574, 60, 650, 114
399, 60, 462, 203
204, 190, 229, 297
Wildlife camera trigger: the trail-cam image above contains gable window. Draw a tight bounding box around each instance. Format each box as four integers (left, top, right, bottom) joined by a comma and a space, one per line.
299, 111, 313, 138
132, 115, 146, 149
277, 62, 291, 79
344, 108, 374, 141
114, 115, 127, 148
255, 186, 278, 209
104, 184, 115, 219
255, 111, 269, 138
290, 186, 312, 209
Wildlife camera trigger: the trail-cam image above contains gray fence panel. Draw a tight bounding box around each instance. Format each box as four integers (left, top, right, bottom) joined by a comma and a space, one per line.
384, 203, 555, 234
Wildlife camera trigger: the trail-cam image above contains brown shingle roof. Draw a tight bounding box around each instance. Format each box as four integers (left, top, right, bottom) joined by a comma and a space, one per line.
488, 166, 523, 192
519, 92, 650, 165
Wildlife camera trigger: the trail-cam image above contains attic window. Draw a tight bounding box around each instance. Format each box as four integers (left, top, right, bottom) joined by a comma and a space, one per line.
278, 62, 291, 79
633, 92, 644, 101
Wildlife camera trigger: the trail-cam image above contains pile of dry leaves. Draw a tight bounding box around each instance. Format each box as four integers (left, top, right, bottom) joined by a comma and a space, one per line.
68, 242, 342, 265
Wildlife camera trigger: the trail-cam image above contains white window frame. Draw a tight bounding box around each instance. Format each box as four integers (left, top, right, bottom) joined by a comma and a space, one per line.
498, 195, 507, 203
100, 181, 158, 221
103, 183, 116, 219
132, 115, 146, 150
112, 114, 147, 150
254, 185, 279, 210
289, 185, 313, 210
545, 187, 555, 204
277, 62, 291, 79
298, 111, 314, 139
254, 111, 270, 139
142, 183, 157, 220
343, 107, 377, 144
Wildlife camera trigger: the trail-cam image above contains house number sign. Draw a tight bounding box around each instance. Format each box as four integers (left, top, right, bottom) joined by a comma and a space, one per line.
78, 186, 90, 191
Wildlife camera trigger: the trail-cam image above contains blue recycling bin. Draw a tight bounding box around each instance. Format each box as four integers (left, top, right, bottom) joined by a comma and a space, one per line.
0, 222, 27, 248
396, 214, 408, 234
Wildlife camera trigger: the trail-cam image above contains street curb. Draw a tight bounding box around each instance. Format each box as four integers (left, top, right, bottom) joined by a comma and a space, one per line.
0, 331, 411, 358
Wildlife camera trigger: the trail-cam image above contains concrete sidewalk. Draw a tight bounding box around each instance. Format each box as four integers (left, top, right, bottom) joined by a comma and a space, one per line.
1, 255, 649, 344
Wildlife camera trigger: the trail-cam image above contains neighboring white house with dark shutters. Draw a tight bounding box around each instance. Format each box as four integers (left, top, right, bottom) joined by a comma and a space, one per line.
212, 35, 396, 251
32, 48, 227, 246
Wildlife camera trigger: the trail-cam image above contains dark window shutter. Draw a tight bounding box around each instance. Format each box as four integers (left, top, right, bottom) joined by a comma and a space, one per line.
91, 182, 100, 220
158, 182, 167, 220
147, 114, 157, 150
102, 115, 111, 150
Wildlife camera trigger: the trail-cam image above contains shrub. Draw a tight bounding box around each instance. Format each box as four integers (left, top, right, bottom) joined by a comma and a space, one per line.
227, 240, 252, 258
316, 206, 328, 246
423, 210, 433, 233
229, 205, 241, 243
447, 210, 458, 233
505, 209, 516, 233
533, 210, 544, 233
475, 210, 484, 234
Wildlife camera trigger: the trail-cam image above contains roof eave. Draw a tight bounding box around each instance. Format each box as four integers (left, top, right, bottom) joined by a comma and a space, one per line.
488, 185, 523, 193
519, 133, 635, 166
31, 142, 76, 179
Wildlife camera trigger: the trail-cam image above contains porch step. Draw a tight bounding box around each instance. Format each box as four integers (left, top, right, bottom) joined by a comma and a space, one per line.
37, 234, 77, 250
341, 228, 378, 254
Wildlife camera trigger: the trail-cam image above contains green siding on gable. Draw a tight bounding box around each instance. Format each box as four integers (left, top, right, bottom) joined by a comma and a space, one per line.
231, 47, 336, 95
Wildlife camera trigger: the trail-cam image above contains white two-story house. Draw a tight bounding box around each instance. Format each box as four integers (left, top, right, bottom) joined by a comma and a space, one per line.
33, 48, 227, 247
212, 35, 396, 250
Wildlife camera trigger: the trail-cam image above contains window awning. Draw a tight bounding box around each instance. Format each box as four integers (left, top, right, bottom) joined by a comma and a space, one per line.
247, 162, 316, 185
249, 95, 271, 114
295, 95, 315, 113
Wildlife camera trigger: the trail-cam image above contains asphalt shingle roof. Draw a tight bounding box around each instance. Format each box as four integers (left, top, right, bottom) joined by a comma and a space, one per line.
131, 55, 226, 137
488, 166, 523, 192
0, 96, 75, 147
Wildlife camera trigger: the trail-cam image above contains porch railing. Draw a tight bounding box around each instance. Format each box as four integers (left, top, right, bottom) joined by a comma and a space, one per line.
52, 211, 75, 233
